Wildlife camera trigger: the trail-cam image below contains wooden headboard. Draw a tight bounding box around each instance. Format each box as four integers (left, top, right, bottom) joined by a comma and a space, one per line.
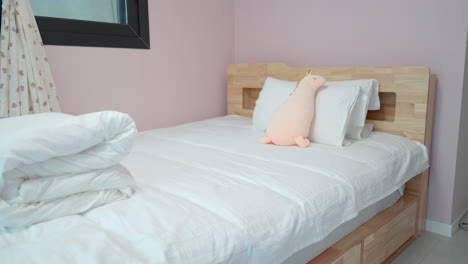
227, 63, 435, 146
227, 62, 436, 235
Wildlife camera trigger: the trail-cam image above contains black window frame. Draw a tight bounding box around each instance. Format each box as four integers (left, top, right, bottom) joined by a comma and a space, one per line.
1, 0, 150, 49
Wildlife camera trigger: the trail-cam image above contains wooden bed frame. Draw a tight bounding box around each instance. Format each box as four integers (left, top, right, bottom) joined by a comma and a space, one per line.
227, 63, 436, 264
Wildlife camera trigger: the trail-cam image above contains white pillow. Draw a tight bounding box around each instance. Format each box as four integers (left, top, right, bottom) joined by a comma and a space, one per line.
367, 80, 380, 110
309, 86, 360, 146
325, 80, 380, 139
252, 77, 296, 131
361, 124, 374, 138
346, 123, 374, 139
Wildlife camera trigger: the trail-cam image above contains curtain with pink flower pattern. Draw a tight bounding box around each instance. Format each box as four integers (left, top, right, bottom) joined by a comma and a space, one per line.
0, 0, 60, 117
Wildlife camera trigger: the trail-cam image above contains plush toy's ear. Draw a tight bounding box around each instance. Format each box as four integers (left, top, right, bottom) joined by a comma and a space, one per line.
306, 69, 312, 75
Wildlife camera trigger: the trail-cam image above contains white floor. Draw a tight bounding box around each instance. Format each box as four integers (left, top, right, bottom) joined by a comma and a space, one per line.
391, 230, 468, 264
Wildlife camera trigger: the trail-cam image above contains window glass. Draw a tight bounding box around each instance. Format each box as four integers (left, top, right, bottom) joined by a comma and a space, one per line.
30, 0, 127, 24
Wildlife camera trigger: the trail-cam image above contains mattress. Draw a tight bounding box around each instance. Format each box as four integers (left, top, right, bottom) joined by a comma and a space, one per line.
0, 115, 429, 264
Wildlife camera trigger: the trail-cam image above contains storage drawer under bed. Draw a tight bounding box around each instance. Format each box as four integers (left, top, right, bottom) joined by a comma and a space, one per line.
308, 195, 418, 264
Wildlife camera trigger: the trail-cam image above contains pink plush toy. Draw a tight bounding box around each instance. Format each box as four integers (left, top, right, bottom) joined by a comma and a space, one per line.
260, 70, 326, 148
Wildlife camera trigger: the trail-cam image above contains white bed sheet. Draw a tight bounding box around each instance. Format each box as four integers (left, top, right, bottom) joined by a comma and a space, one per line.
0, 115, 429, 264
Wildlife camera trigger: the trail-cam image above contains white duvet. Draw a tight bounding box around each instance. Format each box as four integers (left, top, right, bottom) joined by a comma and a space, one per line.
0, 115, 428, 264
0, 111, 137, 228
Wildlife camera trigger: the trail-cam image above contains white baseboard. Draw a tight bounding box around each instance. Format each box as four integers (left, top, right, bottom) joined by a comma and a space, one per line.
425, 206, 468, 237
425, 219, 453, 237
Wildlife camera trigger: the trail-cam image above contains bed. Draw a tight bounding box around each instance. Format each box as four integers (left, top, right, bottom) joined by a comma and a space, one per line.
0, 63, 435, 264
227, 63, 436, 263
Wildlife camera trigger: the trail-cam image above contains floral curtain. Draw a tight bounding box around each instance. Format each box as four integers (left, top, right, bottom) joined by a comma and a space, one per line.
0, 0, 60, 117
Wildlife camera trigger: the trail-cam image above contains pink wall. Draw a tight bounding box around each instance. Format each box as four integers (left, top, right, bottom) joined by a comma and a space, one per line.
46, 0, 234, 131
43, 0, 468, 224
453, 31, 468, 221
234, 0, 468, 224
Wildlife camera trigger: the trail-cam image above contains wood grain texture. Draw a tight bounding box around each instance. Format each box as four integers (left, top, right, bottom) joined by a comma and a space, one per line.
404, 75, 436, 236
381, 236, 417, 264
363, 202, 417, 264
307, 244, 361, 264
332, 244, 361, 264
227, 63, 431, 143
226, 63, 435, 264
307, 196, 418, 264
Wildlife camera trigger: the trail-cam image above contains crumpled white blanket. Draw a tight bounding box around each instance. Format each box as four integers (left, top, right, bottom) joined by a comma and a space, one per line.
0, 111, 137, 228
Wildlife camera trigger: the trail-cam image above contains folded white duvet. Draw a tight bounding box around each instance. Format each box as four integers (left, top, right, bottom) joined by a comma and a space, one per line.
0, 111, 137, 228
